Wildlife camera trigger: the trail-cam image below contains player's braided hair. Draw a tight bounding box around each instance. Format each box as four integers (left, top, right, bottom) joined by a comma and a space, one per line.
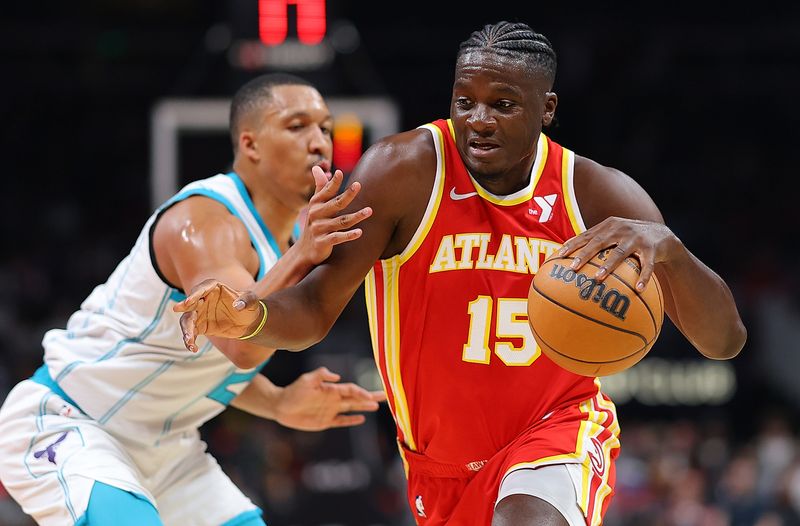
229, 73, 314, 153
457, 21, 557, 84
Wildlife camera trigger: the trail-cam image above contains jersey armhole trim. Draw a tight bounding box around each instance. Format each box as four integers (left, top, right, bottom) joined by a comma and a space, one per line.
148, 211, 183, 292
224, 172, 285, 263
397, 123, 446, 264
561, 149, 587, 235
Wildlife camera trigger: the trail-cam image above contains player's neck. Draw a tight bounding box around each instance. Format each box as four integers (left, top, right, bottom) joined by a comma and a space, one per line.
252, 188, 298, 253
233, 165, 298, 252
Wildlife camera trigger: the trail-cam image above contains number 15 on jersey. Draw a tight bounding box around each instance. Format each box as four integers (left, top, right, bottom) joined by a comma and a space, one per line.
463, 296, 542, 366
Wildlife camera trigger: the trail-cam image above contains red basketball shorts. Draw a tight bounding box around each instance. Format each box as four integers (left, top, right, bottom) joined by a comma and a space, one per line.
399, 392, 620, 526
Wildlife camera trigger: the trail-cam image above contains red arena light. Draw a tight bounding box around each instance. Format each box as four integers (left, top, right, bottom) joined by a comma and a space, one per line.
332, 113, 364, 174
259, 0, 326, 46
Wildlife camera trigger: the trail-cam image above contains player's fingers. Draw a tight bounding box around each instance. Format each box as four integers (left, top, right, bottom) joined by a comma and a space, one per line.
634, 251, 656, 292
322, 229, 364, 247
322, 180, 363, 215
174, 280, 219, 312
311, 165, 328, 195
569, 237, 613, 271
343, 398, 380, 412
310, 169, 344, 204
369, 390, 388, 402
173, 291, 204, 312
180, 311, 199, 352
329, 414, 367, 428
311, 182, 360, 221
593, 244, 631, 281
332, 382, 377, 401
232, 291, 260, 311
311, 367, 341, 384
329, 207, 372, 230
309, 211, 370, 238
555, 232, 590, 259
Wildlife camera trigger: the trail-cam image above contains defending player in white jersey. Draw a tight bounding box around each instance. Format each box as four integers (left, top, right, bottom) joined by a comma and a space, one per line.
0, 73, 383, 526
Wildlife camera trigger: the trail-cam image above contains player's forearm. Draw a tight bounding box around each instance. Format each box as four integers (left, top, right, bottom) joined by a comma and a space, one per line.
250, 244, 314, 299
245, 286, 335, 351
211, 335, 276, 370
230, 374, 282, 420
241, 262, 361, 351
660, 243, 747, 359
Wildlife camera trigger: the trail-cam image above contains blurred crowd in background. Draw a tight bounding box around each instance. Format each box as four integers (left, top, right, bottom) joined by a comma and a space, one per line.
2, 1, 800, 525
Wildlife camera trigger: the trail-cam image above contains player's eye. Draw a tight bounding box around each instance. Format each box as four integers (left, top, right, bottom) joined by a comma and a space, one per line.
455, 97, 473, 109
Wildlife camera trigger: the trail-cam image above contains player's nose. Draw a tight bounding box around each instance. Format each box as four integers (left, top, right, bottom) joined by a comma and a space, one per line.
308, 124, 332, 155
465, 104, 497, 134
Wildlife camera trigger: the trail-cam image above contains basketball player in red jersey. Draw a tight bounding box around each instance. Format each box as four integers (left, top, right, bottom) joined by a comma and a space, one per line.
175, 22, 747, 526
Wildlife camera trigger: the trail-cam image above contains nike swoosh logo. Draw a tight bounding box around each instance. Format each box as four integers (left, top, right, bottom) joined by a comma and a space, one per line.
450, 187, 478, 201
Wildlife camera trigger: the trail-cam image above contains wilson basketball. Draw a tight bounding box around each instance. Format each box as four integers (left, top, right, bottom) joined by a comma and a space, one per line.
527, 249, 664, 377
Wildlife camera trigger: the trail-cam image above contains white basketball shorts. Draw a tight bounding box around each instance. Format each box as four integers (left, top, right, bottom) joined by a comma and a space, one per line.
0, 379, 261, 526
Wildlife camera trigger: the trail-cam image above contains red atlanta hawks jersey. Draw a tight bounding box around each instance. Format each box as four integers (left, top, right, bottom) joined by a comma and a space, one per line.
365, 119, 603, 466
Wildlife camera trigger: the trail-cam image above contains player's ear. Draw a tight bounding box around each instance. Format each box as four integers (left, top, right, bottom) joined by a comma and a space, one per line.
239, 131, 260, 162
542, 92, 558, 127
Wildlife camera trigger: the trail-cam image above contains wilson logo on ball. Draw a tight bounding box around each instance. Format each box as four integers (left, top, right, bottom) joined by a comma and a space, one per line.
549, 264, 631, 320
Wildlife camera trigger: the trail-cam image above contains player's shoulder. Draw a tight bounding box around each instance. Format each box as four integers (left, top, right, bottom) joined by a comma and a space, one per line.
356, 127, 437, 181
574, 154, 651, 199
156, 195, 249, 243
573, 154, 663, 227
574, 155, 631, 184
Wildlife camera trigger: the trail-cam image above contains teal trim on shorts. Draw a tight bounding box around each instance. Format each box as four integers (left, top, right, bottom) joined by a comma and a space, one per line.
30, 365, 86, 415
75, 481, 161, 526
220, 508, 265, 526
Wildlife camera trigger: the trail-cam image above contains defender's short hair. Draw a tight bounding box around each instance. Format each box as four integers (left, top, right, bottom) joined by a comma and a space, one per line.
229, 73, 315, 152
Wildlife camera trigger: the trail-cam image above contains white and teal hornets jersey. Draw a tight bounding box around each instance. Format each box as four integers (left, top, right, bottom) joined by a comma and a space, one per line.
39, 172, 298, 446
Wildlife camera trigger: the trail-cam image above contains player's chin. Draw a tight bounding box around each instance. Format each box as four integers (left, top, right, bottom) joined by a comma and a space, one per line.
464, 160, 505, 181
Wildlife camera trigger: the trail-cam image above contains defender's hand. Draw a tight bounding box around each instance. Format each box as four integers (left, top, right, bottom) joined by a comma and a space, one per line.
298, 166, 372, 266
275, 367, 387, 431
174, 279, 258, 352
556, 217, 680, 291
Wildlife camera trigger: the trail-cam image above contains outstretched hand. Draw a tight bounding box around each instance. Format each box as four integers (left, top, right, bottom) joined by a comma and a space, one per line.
275, 367, 386, 431
299, 166, 372, 266
176, 280, 257, 352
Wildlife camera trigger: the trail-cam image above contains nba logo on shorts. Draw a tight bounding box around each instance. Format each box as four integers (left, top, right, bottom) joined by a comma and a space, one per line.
415, 495, 427, 518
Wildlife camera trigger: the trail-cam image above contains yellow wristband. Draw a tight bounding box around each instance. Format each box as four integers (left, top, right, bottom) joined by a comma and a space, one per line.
238, 300, 268, 340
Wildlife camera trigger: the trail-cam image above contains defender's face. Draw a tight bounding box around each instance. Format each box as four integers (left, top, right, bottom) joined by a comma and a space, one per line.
254, 85, 333, 207
450, 51, 554, 182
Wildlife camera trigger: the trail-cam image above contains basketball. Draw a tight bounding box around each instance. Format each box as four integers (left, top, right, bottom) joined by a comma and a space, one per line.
527, 249, 664, 377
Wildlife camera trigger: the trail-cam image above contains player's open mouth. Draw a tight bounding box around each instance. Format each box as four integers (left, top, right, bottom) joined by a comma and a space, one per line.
468, 140, 500, 159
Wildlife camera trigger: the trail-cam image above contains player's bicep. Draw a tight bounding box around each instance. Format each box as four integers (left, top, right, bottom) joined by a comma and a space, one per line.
153, 198, 259, 294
